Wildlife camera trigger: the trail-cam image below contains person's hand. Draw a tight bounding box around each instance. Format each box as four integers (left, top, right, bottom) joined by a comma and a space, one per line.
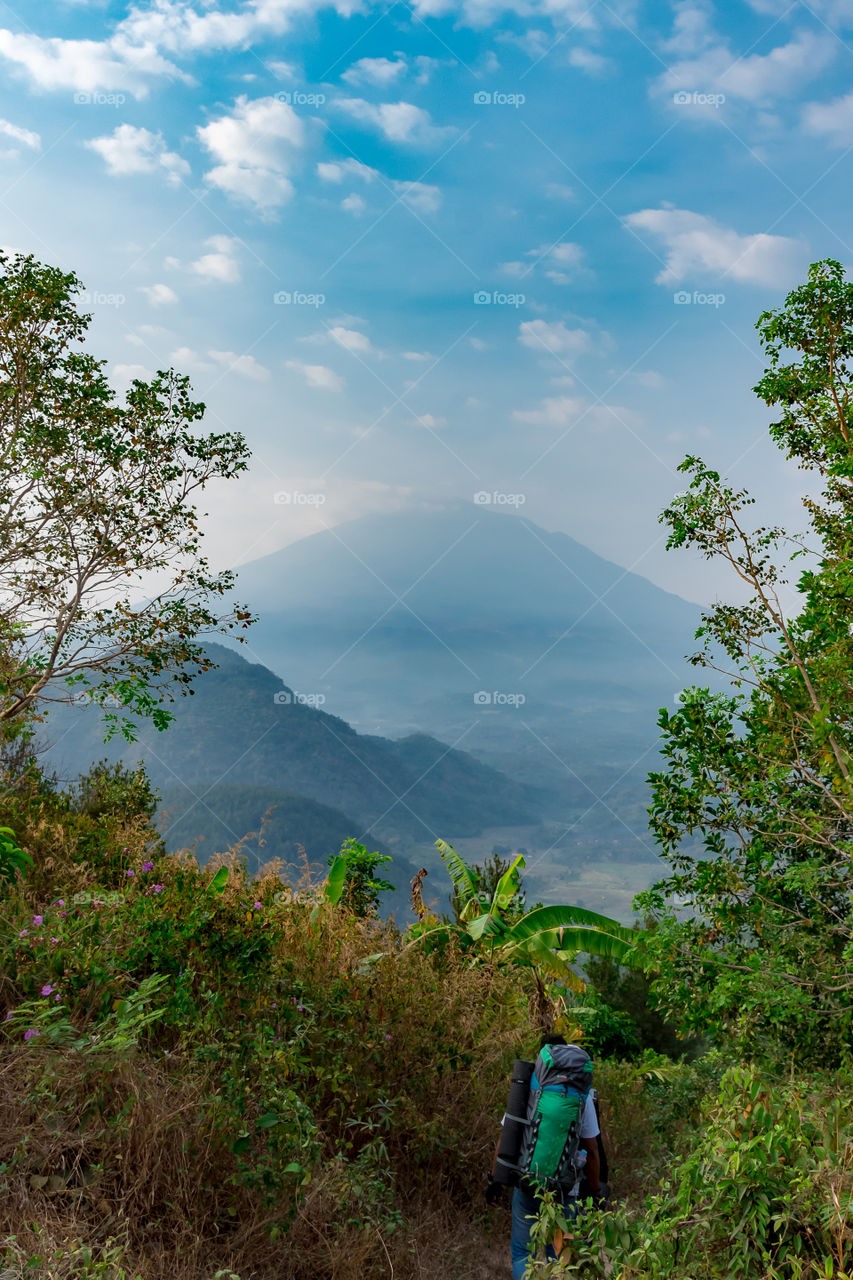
485, 1174, 504, 1206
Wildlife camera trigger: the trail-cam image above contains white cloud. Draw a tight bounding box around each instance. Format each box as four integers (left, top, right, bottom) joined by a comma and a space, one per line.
513, 395, 586, 426
342, 56, 408, 87
140, 283, 179, 305
190, 234, 241, 282
318, 158, 377, 183
803, 91, 853, 144
318, 155, 441, 212
414, 412, 445, 428
86, 123, 188, 183
169, 345, 216, 372
328, 326, 373, 353
514, 396, 641, 430
209, 350, 270, 381
0, 28, 184, 97
518, 319, 592, 357
0, 118, 40, 149
623, 206, 808, 285
112, 362, 153, 385
286, 360, 344, 390
568, 47, 610, 73
198, 95, 305, 211
402, 350, 433, 360
341, 192, 366, 214
657, 27, 836, 103
334, 98, 455, 145
392, 180, 441, 213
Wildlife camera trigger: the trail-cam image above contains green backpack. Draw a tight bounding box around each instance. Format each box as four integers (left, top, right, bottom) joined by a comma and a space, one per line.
516, 1043, 593, 1193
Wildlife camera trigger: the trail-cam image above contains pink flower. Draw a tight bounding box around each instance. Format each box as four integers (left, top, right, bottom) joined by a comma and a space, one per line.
253, 901, 262, 910
23, 1028, 38, 1041
59, 912, 67, 919
32, 915, 43, 926
18, 930, 27, 938
50, 937, 59, 944
53, 899, 65, 908
41, 985, 53, 996
385, 1034, 392, 1041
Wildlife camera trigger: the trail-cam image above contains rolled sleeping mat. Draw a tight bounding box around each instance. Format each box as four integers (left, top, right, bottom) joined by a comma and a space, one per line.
493, 1058, 534, 1186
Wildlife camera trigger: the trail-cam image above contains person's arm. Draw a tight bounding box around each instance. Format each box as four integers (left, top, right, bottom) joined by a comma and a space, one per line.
580, 1137, 600, 1194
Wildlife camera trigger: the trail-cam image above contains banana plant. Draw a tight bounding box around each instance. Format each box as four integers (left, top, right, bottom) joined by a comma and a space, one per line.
408, 841, 642, 1012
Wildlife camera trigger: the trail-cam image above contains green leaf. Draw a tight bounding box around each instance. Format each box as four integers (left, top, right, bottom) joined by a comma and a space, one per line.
207, 865, 229, 895
257, 1113, 280, 1129
324, 853, 349, 907
436, 838, 479, 907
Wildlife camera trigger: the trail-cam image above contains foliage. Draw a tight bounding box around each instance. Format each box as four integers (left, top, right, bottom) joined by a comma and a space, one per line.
449, 849, 527, 923
0, 824, 31, 883
412, 840, 642, 1025
0, 251, 255, 741
530, 1064, 853, 1280
0, 756, 533, 1280
637, 259, 853, 1065
325, 838, 394, 917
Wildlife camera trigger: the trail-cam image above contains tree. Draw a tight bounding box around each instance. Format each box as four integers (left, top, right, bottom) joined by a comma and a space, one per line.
448, 848, 527, 923
0, 252, 254, 741
411, 839, 640, 1028
637, 259, 853, 1064
325, 838, 395, 917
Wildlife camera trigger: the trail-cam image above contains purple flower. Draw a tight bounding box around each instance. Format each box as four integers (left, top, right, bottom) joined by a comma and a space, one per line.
41, 985, 53, 996
59, 912, 67, 919
253, 901, 262, 910
18, 930, 27, 938
5, 1011, 13, 1021
126, 869, 135, 878
50, 937, 59, 943
32, 915, 43, 926
142, 861, 154, 872
23, 1028, 38, 1041
53, 899, 65, 908
152, 884, 164, 894
54, 994, 60, 1003
297, 1005, 305, 1012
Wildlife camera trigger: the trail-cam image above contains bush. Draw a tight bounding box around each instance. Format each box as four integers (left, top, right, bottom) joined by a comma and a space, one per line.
0, 764, 534, 1279
529, 1063, 853, 1280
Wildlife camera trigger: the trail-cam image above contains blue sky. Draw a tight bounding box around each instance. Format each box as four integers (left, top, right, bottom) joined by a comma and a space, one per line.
1, 0, 852, 603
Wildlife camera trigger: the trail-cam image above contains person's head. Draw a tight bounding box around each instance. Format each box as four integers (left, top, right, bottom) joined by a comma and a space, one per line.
539, 1033, 567, 1049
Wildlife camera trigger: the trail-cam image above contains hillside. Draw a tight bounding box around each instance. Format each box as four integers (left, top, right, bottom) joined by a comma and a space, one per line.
41, 642, 543, 870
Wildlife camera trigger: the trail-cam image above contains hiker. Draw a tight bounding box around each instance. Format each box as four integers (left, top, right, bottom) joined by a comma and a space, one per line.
486, 1034, 609, 1280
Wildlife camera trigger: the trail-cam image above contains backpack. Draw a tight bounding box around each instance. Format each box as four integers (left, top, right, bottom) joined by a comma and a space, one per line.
516, 1043, 593, 1193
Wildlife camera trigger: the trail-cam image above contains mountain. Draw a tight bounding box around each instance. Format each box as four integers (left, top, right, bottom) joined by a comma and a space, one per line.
40, 642, 543, 899
220, 503, 701, 859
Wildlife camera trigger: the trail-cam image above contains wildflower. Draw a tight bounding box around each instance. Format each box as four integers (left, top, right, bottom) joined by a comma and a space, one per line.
142, 861, 154, 872
18, 930, 27, 938
253, 901, 262, 910
41, 985, 53, 996
297, 1005, 305, 1012
5, 1011, 13, 1021
23, 1029, 38, 1042
32, 915, 43, 926
59, 912, 67, 919
386, 1034, 392, 1041
53, 899, 65, 908
126, 869, 135, 878
50, 937, 59, 944
152, 884, 164, 894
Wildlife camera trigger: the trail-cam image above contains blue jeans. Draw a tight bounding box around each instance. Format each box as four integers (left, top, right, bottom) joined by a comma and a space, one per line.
510, 1185, 579, 1280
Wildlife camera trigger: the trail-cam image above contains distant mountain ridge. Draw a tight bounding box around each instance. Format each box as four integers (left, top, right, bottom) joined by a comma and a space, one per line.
41, 641, 542, 858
